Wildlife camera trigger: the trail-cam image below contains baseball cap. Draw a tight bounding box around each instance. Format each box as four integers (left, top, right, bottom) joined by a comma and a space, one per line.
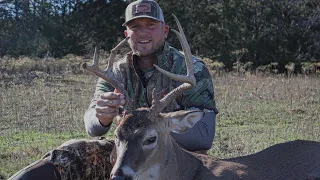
123, 0, 165, 26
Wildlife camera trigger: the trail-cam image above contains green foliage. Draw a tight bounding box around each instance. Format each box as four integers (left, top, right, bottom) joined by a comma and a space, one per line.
301, 62, 320, 75
160, 0, 319, 71
0, 0, 127, 57
202, 57, 226, 75
0, 0, 319, 72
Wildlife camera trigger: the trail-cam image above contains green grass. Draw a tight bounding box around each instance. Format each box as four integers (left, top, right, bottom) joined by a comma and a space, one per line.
0, 57, 319, 178
0, 130, 88, 177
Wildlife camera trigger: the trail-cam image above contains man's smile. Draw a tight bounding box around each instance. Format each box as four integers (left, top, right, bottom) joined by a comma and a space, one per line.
138, 40, 151, 43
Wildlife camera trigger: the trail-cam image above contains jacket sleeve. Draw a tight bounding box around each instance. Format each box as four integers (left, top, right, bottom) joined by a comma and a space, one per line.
172, 60, 218, 151
181, 60, 219, 114
83, 78, 115, 137
170, 112, 216, 151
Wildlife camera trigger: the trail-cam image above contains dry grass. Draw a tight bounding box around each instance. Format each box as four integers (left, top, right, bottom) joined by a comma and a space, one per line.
211, 73, 320, 158
0, 57, 319, 178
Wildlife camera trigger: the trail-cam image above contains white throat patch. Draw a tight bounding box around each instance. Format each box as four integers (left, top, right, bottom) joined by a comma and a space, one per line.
136, 164, 160, 180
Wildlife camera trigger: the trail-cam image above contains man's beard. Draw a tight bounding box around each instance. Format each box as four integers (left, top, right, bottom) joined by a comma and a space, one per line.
130, 39, 165, 57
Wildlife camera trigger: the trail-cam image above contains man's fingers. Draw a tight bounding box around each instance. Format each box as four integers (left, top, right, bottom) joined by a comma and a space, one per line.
95, 106, 118, 122
98, 92, 126, 106
96, 106, 118, 114
96, 99, 125, 107
100, 92, 125, 100
96, 112, 118, 119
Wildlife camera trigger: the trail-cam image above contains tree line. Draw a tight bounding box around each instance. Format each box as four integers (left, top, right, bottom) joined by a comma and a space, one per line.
0, 0, 319, 72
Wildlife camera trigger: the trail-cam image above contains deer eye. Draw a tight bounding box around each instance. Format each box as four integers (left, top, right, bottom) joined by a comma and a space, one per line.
144, 136, 157, 146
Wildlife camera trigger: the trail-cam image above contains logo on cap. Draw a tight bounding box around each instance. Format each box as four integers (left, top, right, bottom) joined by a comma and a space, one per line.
123, 0, 164, 26
132, 3, 152, 15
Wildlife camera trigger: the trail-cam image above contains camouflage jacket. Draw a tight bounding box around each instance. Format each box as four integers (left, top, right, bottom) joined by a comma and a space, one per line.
92, 42, 218, 113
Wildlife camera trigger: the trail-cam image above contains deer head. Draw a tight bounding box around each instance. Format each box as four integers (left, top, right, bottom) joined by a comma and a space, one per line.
83, 14, 203, 180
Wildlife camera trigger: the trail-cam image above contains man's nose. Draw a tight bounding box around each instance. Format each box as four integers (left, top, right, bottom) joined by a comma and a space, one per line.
138, 28, 149, 36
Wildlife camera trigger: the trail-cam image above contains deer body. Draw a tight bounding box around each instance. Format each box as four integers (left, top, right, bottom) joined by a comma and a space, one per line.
199, 139, 320, 180
224, 139, 320, 180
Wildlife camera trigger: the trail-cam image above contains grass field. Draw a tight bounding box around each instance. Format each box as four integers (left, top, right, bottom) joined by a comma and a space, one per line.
0, 57, 319, 179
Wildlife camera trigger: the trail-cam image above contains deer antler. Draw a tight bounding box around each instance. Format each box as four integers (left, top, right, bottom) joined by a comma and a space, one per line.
82, 37, 133, 110
150, 14, 196, 114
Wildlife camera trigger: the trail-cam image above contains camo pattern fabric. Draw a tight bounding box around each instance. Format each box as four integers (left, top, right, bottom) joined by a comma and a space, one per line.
93, 42, 218, 114
42, 137, 114, 180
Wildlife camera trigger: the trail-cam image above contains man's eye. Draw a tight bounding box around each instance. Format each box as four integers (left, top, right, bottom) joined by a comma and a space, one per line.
148, 24, 155, 28
130, 25, 138, 29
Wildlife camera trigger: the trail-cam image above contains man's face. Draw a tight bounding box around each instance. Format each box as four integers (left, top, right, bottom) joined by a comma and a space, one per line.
124, 18, 169, 57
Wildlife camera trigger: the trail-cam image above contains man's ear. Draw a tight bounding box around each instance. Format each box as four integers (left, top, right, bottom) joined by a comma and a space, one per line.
163, 25, 169, 38
162, 110, 204, 133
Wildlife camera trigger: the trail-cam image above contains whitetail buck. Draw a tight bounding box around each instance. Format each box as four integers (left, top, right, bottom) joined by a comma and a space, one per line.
83, 15, 320, 180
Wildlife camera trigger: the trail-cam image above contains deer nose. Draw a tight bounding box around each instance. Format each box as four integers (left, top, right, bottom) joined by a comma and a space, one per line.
111, 175, 132, 180
111, 169, 129, 180
111, 176, 125, 180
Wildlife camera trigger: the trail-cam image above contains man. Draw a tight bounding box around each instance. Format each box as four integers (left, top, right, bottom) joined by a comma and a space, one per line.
9, 0, 218, 179
84, 0, 218, 152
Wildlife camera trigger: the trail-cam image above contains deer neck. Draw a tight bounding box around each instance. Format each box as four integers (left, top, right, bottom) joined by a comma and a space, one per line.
160, 138, 203, 180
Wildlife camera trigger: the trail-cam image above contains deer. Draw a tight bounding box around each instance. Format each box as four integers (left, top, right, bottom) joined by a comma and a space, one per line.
83, 15, 320, 180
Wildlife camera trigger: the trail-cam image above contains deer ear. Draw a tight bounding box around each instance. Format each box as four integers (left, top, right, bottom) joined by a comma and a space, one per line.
163, 110, 204, 133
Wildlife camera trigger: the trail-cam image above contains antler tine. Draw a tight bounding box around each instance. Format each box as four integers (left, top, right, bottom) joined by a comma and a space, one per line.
151, 14, 196, 113
151, 88, 160, 106
82, 37, 133, 109
153, 15, 195, 87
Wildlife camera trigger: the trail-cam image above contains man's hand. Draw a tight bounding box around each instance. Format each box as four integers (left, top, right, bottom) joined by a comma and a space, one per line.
95, 91, 126, 127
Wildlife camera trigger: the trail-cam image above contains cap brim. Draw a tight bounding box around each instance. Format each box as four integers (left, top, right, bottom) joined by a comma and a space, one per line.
122, 16, 163, 26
